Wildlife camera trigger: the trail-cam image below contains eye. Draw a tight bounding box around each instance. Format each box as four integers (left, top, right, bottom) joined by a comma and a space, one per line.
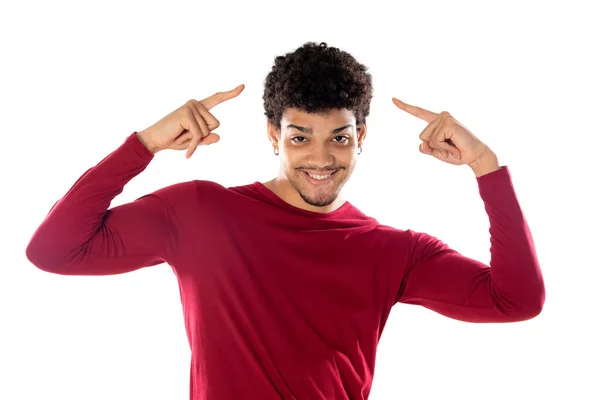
333, 136, 349, 143
291, 136, 307, 143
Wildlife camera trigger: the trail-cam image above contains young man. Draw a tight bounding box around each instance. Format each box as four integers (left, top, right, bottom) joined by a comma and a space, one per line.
26, 42, 545, 400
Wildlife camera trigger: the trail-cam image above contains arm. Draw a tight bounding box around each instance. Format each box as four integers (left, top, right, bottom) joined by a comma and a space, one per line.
25, 132, 186, 275
396, 166, 545, 322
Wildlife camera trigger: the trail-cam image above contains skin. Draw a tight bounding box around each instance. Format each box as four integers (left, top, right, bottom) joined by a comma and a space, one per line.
137, 85, 500, 215
391, 97, 500, 177
261, 99, 500, 214
263, 108, 367, 213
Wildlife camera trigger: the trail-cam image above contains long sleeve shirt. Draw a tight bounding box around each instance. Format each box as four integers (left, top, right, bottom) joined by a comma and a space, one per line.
25, 132, 545, 400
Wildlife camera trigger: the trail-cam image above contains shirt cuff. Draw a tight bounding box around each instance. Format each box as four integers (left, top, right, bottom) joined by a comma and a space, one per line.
125, 131, 155, 162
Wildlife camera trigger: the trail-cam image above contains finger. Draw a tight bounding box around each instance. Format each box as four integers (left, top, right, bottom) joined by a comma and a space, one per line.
192, 101, 220, 131
429, 119, 462, 159
419, 141, 433, 155
429, 137, 459, 159
422, 141, 462, 162
417, 115, 443, 142
175, 132, 192, 146
435, 148, 449, 158
187, 103, 210, 140
200, 84, 245, 111
433, 140, 460, 159
422, 142, 448, 160
173, 130, 219, 150
392, 97, 438, 123
171, 137, 192, 151
183, 106, 209, 159
173, 134, 221, 151
200, 132, 221, 145
179, 107, 204, 158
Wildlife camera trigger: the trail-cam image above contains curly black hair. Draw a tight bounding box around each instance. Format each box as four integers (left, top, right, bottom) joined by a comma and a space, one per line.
263, 42, 373, 131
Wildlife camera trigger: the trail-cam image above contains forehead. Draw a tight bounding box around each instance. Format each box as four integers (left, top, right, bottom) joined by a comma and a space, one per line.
282, 107, 356, 125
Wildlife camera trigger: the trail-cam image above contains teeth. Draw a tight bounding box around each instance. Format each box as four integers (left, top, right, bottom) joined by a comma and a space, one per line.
307, 172, 333, 180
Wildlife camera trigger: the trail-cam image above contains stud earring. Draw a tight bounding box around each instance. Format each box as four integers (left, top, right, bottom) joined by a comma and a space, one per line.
274, 148, 279, 156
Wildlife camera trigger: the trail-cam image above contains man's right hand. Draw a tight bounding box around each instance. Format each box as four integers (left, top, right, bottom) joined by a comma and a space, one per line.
136, 84, 245, 158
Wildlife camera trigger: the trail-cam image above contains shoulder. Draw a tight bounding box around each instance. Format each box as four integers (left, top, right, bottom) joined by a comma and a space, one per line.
369, 225, 451, 257
370, 224, 409, 242
150, 179, 236, 205
150, 179, 259, 213
401, 228, 455, 266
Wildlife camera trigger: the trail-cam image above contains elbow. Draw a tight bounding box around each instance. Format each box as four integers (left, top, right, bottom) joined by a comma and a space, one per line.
25, 240, 53, 272
493, 260, 547, 321
527, 277, 546, 319
507, 283, 546, 321
491, 273, 546, 322
516, 300, 544, 321
529, 288, 546, 319
25, 237, 69, 274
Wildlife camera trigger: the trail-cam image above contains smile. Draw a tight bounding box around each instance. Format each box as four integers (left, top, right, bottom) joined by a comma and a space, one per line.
302, 170, 338, 185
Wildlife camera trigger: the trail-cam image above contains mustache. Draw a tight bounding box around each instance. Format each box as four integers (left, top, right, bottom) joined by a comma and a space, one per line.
296, 166, 346, 171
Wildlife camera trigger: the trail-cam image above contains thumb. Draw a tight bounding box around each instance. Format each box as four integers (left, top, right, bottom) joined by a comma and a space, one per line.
419, 141, 432, 155
200, 132, 221, 145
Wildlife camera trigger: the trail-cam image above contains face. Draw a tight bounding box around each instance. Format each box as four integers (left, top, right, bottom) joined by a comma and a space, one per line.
267, 107, 367, 208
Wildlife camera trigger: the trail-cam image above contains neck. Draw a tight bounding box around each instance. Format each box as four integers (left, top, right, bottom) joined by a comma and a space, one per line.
262, 175, 346, 214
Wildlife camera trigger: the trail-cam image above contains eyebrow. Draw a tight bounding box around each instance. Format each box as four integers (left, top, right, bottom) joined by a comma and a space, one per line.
286, 124, 352, 134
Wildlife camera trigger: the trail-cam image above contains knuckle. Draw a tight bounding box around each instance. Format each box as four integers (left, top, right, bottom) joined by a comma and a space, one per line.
183, 106, 194, 118
196, 101, 207, 111
197, 120, 209, 134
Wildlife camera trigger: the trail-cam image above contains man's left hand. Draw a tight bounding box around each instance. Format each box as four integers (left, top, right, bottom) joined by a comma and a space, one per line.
392, 97, 495, 168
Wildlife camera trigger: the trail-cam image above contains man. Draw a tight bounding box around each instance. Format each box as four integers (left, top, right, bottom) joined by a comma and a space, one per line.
26, 41, 545, 400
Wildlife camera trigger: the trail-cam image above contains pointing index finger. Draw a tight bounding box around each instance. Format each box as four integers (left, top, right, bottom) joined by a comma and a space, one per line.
200, 84, 245, 110
392, 97, 438, 123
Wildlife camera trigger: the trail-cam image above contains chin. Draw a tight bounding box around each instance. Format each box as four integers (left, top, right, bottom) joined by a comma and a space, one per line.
285, 166, 350, 207
297, 175, 344, 207
299, 191, 338, 207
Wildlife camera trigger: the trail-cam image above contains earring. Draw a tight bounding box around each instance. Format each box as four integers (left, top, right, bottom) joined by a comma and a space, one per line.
274, 148, 279, 156
358, 147, 363, 155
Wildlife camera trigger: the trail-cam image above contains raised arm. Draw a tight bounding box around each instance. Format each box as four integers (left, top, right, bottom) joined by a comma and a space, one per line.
388, 98, 545, 322
25, 133, 184, 275
25, 85, 244, 275
396, 166, 545, 322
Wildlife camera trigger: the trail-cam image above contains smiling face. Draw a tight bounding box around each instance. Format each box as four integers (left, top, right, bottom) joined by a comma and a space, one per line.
267, 107, 367, 212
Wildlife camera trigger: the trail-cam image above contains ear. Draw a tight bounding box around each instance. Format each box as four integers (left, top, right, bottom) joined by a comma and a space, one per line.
267, 119, 280, 148
357, 122, 367, 147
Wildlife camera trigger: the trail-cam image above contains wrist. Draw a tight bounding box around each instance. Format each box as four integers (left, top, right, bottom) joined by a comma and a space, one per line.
469, 148, 500, 177
136, 131, 160, 154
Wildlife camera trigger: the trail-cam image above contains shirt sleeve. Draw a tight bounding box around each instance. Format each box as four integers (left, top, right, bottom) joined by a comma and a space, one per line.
25, 132, 185, 276
395, 166, 546, 322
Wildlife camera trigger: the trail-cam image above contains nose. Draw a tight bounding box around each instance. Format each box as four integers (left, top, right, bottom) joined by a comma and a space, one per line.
308, 144, 335, 169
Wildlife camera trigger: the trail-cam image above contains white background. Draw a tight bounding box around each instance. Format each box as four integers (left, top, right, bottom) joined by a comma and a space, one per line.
1, 0, 599, 399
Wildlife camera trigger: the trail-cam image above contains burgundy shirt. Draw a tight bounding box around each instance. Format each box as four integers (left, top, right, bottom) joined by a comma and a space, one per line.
26, 132, 545, 399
